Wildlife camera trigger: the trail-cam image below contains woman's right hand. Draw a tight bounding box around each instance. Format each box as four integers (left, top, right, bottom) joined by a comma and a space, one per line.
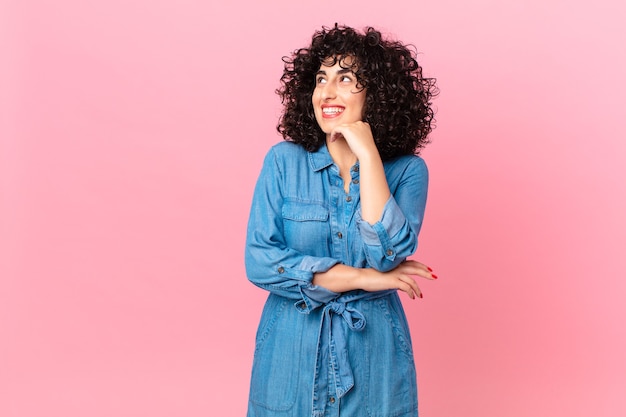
313, 260, 437, 299
358, 260, 437, 299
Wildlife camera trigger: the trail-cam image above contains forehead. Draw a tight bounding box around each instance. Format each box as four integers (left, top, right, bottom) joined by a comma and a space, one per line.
320, 55, 358, 69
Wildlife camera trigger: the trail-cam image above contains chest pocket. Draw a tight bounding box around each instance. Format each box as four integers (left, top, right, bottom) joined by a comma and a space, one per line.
281, 200, 330, 254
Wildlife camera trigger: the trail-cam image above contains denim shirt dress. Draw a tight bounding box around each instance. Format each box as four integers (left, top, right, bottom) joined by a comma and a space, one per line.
245, 141, 428, 417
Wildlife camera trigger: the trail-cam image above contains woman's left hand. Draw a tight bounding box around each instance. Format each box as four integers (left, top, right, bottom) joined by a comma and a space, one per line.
330, 121, 378, 161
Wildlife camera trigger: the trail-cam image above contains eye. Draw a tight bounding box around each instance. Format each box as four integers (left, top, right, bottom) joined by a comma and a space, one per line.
316, 76, 327, 84
340, 75, 353, 82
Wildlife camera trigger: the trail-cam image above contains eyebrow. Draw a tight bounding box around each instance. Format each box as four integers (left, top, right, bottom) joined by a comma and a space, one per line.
315, 68, 353, 76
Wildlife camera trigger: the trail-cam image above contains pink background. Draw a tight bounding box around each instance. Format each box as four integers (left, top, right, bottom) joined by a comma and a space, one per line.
2, 0, 625, 416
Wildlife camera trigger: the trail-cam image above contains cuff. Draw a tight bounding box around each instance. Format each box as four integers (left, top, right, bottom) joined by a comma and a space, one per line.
357, 197, 405, 258
296, 285, 340, 313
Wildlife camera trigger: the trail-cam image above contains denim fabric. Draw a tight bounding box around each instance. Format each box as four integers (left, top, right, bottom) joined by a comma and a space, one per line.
245, 142, 428, 417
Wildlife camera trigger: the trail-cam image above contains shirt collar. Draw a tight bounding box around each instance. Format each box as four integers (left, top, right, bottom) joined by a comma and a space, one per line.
308, 142, 334, 172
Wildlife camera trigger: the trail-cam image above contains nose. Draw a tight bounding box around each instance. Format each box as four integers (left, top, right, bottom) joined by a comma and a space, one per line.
321, 82, 336, 100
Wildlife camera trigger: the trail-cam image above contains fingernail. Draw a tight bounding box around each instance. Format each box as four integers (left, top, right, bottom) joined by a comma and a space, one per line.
427, 267, 433, 272
432, 274, 438, 279
419, 293, 423, 299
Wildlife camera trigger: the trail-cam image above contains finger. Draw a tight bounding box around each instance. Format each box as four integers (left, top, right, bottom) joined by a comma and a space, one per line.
329, 130, 344, 142
398, 261, 437, 280
403, 259, 432, 271
396, 264, 433, 279
408, 278, 422, 298
397, 281, 415, 299
398, 274, 421, 299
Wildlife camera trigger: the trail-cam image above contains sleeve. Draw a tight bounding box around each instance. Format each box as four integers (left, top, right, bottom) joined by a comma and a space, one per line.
244, 147, 340, 310
357, 157, 429, 272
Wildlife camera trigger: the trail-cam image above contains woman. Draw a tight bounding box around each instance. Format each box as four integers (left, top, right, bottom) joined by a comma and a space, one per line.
245, 24, 438, 417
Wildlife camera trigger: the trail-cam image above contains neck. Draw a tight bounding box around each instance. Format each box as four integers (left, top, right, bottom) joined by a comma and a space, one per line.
326, 136, 357, 172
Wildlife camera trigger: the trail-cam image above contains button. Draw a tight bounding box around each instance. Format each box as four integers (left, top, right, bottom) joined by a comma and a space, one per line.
346, 196, 352, 202
329, 397, 336, 403
278, 266, 285, 273
337, 232, 343, 239
386, 249, 394, 256
352, 179, 359, 184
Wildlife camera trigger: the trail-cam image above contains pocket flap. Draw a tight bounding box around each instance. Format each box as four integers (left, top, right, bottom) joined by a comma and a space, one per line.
282, 201, 329, 221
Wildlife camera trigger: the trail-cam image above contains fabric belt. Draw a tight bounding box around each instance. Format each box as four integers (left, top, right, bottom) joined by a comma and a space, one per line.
298, 290, 395, 401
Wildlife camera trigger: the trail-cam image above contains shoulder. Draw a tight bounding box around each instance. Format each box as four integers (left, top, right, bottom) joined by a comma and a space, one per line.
268, 141, 308, 159
384, 154, 428, 177
259, 141, 309, 174
384, 155, 429, 194
264, 141, 310, 168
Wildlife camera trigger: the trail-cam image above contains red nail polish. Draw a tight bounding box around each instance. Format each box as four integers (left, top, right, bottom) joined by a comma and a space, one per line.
419, 293, 423, 299
432, 274, 438, 279
427, 267, 433, 272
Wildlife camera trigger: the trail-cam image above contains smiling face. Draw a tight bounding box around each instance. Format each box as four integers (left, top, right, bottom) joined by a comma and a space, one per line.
312, 56, 366, 137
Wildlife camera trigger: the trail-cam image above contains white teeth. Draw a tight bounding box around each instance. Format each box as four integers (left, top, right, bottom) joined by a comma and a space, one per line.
322, 107, 344, 114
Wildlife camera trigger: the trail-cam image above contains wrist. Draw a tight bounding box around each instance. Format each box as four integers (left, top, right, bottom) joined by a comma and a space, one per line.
355, 147, 381, 166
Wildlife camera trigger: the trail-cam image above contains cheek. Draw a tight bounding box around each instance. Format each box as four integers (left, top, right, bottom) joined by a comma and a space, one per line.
352, 96, 365, 117
358, 95, 367, 116
312, 102, 323, 125
312, 88, 321, 104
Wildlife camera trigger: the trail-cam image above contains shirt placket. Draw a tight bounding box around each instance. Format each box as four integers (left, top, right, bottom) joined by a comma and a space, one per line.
312, 164, 362, 416
345, 163, 360, 265
328, 166, 345, 261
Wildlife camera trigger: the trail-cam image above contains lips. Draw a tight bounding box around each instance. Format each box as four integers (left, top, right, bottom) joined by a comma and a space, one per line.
321, 105, 345, 118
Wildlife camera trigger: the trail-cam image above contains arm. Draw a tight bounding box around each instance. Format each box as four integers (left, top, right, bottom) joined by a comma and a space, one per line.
331, 122, 429, 272
330, 122, 390, 223
311, 158, 432, 298
312, 260, 435, 299
245, 147, 340, 309
358, 157, 428, 271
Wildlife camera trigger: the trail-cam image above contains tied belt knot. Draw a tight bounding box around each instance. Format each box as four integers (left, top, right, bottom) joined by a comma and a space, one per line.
320, 300, 364, 399
327, 301, 366, 331
297, 290, 394, 402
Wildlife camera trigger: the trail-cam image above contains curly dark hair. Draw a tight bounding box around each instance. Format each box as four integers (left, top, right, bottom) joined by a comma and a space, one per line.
276, 24, 438, 160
